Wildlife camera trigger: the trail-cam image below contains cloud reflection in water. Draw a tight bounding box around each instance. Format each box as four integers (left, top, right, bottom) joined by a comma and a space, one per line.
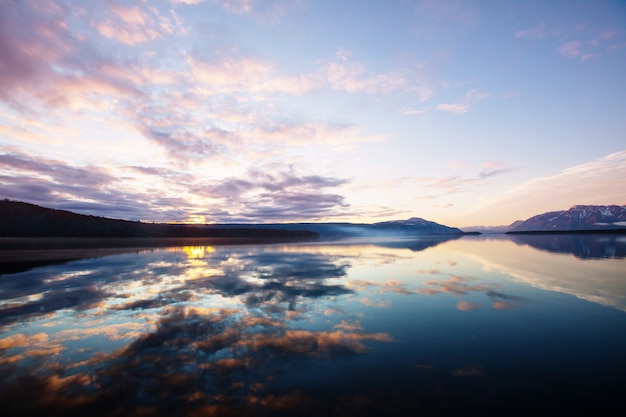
0, 244, 396, 416
1, 237, 625, 416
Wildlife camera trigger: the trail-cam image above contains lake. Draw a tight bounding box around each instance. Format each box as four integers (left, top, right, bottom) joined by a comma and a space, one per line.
1, 234, 625, 416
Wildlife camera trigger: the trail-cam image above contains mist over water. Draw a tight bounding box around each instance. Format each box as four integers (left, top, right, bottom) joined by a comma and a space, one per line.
1, 235, 625, 416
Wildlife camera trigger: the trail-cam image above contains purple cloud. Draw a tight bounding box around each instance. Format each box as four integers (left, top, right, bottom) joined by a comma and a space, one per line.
1, 148, 350, 222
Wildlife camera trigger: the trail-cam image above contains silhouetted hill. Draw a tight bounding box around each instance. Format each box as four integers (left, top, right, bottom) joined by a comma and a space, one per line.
507, 205, 626, 233
0, 200, 318, 240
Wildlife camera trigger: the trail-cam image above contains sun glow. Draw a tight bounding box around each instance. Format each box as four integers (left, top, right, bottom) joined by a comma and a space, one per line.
183, 246, 215, 259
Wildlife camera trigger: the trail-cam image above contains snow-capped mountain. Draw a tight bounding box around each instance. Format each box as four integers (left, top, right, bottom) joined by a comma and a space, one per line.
508, 205, 626, 232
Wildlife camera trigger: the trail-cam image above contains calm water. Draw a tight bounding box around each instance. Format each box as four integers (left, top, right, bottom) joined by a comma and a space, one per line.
1, 235, 625, 416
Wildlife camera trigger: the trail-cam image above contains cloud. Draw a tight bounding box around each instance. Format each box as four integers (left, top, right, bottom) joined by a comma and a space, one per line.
436, 103, 469, 114
417, 275, 494, 296
0, 152, 113, 187
558, 40, 596, 60
249, 121, 387, 148
0, 1, 416, 215
478, 168, 514, 179
187, 52, 432, 98
0, 332, 48, 350
491, 301, 516, 310
437, 88, 489, 114
412, 0, 479, 35
515, 23, 549, 40
171, 0, 207, 4
92, 5, 168, 45
0, 1, 164, 114
194, 167, 350, 222
126, 166, 195, 182
449, 160, 469, 170
462, 150, 626, 225
213, 0, 256, 14
514, 20, 624, 61
1, 1, 431, 223
401, 107, 430, 116
171, 0, 264, 16
456, 300, 480, 311
359, 298, 390, 308
334, 320, 364, 332
0, 149, 198, 221
417, 165, 512, 196
322, 60, 423, 96
1, 142, 351, 223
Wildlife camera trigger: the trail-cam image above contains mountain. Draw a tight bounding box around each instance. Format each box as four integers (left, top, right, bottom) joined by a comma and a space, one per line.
370, 217, 465, 235
212, 217, 466, 240
0, 200, 317, 241
507, 205, 626, 233
462, 220, 525, 234
461, 225, 511, 234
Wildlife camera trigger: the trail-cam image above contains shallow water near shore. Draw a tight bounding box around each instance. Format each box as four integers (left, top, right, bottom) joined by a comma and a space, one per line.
1, 234, 625, 416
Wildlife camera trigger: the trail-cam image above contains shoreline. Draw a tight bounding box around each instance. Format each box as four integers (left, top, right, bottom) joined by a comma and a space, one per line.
0, 237, 316, 275
506, 229, 626, 235
0, 236, 318, 251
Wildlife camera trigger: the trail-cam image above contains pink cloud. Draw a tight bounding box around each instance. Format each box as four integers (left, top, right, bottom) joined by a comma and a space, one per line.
171, 0, 206, 4
217, 0, 256, 14
457, 300, 480, 311
436, 87, 489, 115
515, 23, 549, 40
558, 37, 608, 61
401, 107, 429, 116
436, 103, 469, 114
94, 21, 161, 45
449, 160, 469, 170
558, 40, 583, 58
0, 1, 156, 114
320, 58, 433, 99
92, 4, 180, 45
492, 301, 517, 310
188, 52, 432, 98
192, 48, 432, 98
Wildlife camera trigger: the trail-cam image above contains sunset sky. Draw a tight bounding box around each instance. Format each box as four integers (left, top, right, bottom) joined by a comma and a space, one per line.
1, 0, 625, 227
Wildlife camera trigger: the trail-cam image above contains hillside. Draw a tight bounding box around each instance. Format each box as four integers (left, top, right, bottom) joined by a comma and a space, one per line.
507, 205, 626, 233
0, 200, 318, 240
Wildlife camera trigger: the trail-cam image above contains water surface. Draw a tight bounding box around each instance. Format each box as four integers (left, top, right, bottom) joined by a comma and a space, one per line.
1, 235, 625, 416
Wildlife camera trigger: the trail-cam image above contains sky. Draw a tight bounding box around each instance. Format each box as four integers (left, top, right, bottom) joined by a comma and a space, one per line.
1, 0, 625, 227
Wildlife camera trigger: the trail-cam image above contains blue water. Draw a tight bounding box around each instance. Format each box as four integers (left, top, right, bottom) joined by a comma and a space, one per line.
0, 235, 625, 416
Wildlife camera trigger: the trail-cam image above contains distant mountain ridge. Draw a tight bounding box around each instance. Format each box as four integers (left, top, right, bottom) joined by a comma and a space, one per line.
0, 200, 466, 240
461, 225, 511, 234
6, 200, 623, 239
508, 205, 626, 233
211, 216, 466, 240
